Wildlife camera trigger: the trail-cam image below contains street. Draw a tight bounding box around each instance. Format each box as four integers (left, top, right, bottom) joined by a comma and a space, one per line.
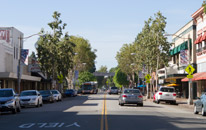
0, 93, 206, 130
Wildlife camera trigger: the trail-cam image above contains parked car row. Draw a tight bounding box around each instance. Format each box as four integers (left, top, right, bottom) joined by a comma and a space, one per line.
0, 88, 63, 114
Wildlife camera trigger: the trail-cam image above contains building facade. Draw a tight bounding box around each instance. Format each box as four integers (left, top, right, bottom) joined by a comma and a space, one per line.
158, 20, 197, 98
191, 7, 206, 97
0, 27, 42, 93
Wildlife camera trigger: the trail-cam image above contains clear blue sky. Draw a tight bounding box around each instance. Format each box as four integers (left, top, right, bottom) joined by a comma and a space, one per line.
1, 0, 203, 70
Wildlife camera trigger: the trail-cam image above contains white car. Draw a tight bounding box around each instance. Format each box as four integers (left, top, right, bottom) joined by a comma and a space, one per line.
154, 87, 176, 104
20, 90, 43, 107
51, 90, 62, 101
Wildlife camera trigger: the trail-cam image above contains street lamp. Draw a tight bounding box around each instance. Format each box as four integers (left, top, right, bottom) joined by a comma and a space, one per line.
164, 33, 193, 105
17, 33, 43, 94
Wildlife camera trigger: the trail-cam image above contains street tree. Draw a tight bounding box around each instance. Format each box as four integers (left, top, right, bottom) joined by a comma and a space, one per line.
78, 71, 96, 85
36, 11, 75, 89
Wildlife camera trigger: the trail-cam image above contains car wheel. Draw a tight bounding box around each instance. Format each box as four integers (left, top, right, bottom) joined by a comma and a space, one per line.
157, 100, 160, 104
120, 103, 124, 106
194, 105, 198, 114
202, 106, 206, 116
139, 103, 143, 107
40, 102, 43, 107
12, 106, 17, 114
17, 105, 21, 112
36, 101, 40, 107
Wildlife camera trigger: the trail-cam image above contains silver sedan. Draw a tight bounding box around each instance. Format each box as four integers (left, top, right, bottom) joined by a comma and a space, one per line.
119, 89, 143, 106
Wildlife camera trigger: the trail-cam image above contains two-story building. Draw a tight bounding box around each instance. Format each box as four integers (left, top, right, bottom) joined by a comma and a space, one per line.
158, 20, 197, 98
189, 7, 206, 97
0, 27, 41, 93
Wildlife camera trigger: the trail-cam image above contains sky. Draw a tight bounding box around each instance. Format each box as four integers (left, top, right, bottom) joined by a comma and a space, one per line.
0, 0, 203, 70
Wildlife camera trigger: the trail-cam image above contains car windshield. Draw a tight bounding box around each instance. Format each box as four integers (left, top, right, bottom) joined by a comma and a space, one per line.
21, 91, 37, 96
160, 88, 174, 92
40, 91, 51, 95
51, 90, 58, 94
0, 90, 13, 97
124, 89, 140, 94
66, 90, 73, 92
111, 87, 117, 89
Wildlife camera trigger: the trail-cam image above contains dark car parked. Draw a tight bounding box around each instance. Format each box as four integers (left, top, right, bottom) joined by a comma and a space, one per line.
64, 89, 77, 97
39, 90, 55, 103
0, 88, 21, 114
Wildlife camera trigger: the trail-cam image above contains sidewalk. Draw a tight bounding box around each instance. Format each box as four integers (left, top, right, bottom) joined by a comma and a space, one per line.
144, 96, 195, 110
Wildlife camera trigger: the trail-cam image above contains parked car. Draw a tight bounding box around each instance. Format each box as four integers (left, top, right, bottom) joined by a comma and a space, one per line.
51, 90, 62, 101
39, 90, 55, 103
20, 90, 43, 107
194, 93, 206, 116
0, 88, 21, 114
119, 89, 143, 106
108, 87, 118, 94
77, 89, 82, 94
64, 89, 77, 97
154, 87, 176, 104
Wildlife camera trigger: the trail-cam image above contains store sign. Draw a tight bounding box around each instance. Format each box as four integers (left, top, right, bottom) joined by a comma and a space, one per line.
28, 64, 41, 72
0, 30, 10, 43
169, 79, 176, 83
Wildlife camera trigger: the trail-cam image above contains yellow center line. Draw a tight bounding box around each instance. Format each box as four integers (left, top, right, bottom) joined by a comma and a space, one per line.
100, 93, 108, 130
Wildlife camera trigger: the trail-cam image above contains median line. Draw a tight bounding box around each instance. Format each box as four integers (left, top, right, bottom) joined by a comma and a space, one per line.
100, 93, 108, 130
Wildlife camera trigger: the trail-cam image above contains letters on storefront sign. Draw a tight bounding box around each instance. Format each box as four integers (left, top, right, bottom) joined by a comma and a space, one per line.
0, 30, 10, 43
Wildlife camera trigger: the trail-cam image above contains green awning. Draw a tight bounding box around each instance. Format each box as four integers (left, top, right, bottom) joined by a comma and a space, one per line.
170, 50, 174, 56
173, 47, 178, 54
170, 39, 193, 56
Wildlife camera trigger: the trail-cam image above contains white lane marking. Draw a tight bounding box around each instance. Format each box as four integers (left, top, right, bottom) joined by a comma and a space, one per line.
65, 122, 80, 128
19, 123, 35, 128
18, 122, 80, 128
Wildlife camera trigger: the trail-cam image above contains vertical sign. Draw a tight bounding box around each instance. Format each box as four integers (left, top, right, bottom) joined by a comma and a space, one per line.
180, 50, 188, 66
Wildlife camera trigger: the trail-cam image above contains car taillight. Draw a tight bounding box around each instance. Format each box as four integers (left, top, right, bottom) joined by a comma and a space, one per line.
122, 95, 127, 98
159, 92, 162, 95
173, 93, 176, 96
138, 95, 143, 98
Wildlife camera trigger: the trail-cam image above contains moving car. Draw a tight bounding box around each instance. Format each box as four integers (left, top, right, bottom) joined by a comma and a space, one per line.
0, 88, 21, 114
39, 90, 55, 103
51, 90, 62, 101
20, 90, 43, 107
108, 87, 118, 94
194, 93, 206, 116
154, 87, 176, 104
64, 89, 77, 97
119, 89, 143, 106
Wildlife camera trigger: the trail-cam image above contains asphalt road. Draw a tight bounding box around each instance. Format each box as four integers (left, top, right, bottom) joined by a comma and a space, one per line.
0, 92, 206, 130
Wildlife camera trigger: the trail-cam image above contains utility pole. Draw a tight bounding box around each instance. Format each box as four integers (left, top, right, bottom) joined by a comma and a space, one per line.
17, 36, 22, 94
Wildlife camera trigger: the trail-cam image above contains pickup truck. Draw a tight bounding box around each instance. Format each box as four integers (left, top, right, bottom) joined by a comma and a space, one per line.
154, 87, 176, 104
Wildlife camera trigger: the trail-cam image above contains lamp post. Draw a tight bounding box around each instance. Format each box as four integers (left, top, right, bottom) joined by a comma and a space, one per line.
17, 33, 43, 94
164, 33, 193, 105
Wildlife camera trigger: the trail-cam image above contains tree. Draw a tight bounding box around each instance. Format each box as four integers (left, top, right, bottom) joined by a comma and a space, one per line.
67, 36, 97, 89
98, 65, 108, 73
113, 68, 129, 88
78, 71, 96, 85
203, 0, 206, 13
109, 67, 118, 73
36, 11, 75, 88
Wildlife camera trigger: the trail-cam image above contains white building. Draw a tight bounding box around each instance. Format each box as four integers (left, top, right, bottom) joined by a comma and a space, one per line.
0, 27, 41, 92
